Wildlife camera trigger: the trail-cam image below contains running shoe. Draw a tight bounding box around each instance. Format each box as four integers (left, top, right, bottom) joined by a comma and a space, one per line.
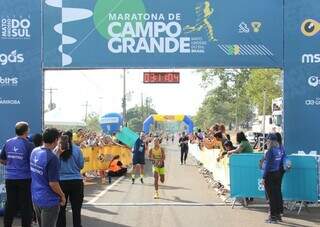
265, 217, 278, 224
154, 191, 159, 199
132, 177, 135, 184
140, 177, 144, 184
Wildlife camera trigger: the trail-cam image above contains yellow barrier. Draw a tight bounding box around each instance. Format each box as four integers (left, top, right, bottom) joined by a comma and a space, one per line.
81, 145, 132, 173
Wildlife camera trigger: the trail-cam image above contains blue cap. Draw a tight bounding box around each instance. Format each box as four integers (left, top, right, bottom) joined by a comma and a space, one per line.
267, 133, 277, 141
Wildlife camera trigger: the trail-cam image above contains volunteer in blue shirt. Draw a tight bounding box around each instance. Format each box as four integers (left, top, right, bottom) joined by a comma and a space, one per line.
0, 121, 34, 227
30, 128, 66, 227
56, 131, 84, 227
262, 133, 282, 224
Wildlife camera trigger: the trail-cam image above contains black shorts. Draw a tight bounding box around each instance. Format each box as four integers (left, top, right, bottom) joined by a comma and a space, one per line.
133, 153, 145, 165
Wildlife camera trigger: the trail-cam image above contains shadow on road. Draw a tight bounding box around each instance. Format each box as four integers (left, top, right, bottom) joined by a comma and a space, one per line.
159, 196, 197, 204
82, 206, 118, 215
245, 206, 320, 226
65, 212, 129, 227
139, 183, 190, 190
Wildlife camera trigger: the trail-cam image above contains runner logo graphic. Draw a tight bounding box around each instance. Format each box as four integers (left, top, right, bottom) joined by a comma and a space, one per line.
1, 17, 31, 39
0, 50, 24, 66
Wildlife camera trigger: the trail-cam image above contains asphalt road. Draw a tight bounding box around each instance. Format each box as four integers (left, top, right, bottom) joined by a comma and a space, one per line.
2, 143, 320, 227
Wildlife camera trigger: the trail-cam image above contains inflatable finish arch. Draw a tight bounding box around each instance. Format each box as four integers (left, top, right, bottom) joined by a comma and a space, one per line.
143, 115, 194, 134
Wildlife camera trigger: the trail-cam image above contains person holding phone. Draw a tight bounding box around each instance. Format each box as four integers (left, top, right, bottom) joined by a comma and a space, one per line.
56, 131, 84, 227
30, 128, 66, 227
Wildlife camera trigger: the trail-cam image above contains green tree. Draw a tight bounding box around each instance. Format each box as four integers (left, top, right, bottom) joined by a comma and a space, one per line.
85, 112, 102, 132
126, 99, 157, 132
194, 69, 253, 129
245, 69, 282, 115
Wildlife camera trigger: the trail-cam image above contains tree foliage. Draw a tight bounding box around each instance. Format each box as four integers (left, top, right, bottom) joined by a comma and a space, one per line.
245, 69, 282, 115
126, 98, 157, 132
85, 112, 102, 132
194, 68, 281, 130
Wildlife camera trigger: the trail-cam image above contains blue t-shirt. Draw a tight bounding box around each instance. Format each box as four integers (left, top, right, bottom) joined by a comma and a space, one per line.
263, 146, 282, 179
0, 137, 34, 179
59, 144, 84, 181
133, 138, 146, 155
30, 147, 60, 208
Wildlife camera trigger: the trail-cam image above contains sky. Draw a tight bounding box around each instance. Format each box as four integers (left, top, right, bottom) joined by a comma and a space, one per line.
44, 69, 211, 122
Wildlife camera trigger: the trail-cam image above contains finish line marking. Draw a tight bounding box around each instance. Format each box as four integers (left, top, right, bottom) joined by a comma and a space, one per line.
83, 202, 239, 207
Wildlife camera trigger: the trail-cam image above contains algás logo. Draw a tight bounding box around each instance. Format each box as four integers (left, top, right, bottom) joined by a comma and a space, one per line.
308, 76, 319, 87
0, 50, 24, 65
0, 76, 18, 86
107, 13, 191, 54
1, 17, 31, 39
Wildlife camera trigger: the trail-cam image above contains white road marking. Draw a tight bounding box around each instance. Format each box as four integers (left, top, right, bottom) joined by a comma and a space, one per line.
87, 176, 125, 204
83, 202, 238, 207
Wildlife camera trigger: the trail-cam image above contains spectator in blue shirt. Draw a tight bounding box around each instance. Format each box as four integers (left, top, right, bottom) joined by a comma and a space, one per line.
30, 128, 66, 227
56, 131, 84, 227
0, 121, 34, 227
262, 133, 282, 224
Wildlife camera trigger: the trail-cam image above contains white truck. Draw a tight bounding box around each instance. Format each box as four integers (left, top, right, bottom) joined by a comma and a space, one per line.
248, 97, 283, 149
271, 97, 283, 134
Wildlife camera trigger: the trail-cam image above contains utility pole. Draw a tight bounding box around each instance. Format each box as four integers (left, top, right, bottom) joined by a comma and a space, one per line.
141, 93, 144, 120
123, 68, 127, 126
45, 88, 58, 111
262, 90, 267, 148
82, 101, 91, 122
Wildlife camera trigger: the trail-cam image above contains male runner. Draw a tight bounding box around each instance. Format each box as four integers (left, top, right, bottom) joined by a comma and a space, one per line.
131, 132, 148, 184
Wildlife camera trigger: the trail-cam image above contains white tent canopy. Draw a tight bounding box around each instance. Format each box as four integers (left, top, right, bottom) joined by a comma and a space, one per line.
45, 108, 85, 127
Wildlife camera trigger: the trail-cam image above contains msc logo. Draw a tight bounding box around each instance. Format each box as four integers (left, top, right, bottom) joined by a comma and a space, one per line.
308, 76, 319, 87
301, 19, 320, 37
0, 50, 24, 65
1, 17, 31, 39
301, 54, 320, 64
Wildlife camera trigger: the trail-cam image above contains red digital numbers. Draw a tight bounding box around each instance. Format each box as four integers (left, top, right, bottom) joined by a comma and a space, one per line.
143, 72, 180, 83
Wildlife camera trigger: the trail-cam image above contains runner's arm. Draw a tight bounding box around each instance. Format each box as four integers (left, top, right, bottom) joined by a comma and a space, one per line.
161, 148, 166, 161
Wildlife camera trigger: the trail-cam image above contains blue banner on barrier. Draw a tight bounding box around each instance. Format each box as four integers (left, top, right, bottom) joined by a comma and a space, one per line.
284, 0, 320, 154
230, 154, 319, 202
43, 0, 283, 68
0, 0, 42, 146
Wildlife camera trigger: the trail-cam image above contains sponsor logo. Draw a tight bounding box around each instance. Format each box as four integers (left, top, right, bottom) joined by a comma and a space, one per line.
13, 146, 19, 152
305, 97, 320, 106
218, 44, 273, 56
0, 98, 20, 105
1, 17, 31, 39
301, 54, 320, 64
0, 76, 18, 86
308, 76, 319, 87
0, 50, 24, 66
258, 178, 265, 191
251, 21, 262, 33
238, 22, 250, 33
301, 19, 320, 37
